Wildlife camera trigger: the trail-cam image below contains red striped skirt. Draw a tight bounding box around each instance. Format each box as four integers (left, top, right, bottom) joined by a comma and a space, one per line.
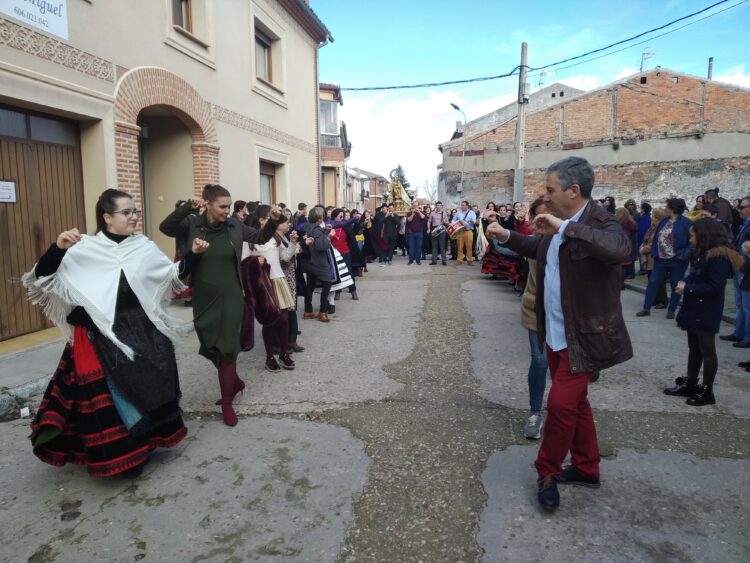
30, 326, 187, 477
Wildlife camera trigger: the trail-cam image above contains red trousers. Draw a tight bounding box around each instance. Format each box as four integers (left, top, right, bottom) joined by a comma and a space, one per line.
535, 347, 600, 479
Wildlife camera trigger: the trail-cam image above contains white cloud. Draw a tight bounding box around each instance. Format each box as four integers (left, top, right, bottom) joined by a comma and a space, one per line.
714, 64, 750, 89
557, 75, 600, 91
615, 67, 638, 80
341, 90, 463, 188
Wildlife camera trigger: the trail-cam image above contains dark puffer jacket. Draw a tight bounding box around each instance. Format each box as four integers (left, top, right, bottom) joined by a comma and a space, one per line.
676, 246, 743, 334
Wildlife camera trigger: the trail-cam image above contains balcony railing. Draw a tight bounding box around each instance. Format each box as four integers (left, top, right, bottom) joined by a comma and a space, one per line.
320, 134, 343, 148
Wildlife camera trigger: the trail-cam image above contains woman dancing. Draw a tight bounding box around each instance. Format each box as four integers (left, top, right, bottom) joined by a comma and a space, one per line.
160, 184, 281, 426
23, 189, 199, 477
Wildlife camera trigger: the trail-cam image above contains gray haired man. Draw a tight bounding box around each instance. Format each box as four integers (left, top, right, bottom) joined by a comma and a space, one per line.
486, 156, 633, 512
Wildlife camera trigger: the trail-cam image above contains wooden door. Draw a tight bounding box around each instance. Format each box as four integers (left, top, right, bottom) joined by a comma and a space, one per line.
0, 137, 85, 340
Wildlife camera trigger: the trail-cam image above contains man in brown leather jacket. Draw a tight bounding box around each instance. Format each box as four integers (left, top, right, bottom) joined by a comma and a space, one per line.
487, 156, 633, 512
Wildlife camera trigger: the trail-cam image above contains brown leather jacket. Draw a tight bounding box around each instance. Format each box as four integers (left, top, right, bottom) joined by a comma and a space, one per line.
504, 201, 633, 373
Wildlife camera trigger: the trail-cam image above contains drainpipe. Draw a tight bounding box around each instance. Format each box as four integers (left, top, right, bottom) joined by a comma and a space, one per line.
315, 46, 322, 205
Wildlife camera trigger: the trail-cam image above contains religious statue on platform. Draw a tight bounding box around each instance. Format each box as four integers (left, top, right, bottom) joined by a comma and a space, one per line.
388, 169, 410, 215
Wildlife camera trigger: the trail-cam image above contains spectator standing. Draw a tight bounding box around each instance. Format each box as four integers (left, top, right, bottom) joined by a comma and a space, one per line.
719, 196, 750, 348
639, 209, 670, 309
520, 196, 549, 440
665, 219, 743, 406
636, 198, 691, 320
704, 188, 734, 229
615, 207, 638, 280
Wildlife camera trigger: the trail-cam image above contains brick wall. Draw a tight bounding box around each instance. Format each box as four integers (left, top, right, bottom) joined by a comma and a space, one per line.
452, 70, 750, 153
113, 67, 221, 206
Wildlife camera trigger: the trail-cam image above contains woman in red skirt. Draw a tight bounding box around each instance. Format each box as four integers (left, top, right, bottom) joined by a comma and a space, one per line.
22, 189, 204, 477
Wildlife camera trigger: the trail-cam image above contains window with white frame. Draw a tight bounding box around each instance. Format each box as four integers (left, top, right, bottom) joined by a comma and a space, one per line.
319, 100, 339, 135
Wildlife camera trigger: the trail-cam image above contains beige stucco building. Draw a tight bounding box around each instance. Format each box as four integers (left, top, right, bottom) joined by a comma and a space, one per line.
0, 0, 330, 340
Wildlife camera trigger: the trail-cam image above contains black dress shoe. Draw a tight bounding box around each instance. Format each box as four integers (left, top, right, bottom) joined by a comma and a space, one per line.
739, 361, 750, 368
557, 465, 601, 488
686, 390, 715, 406
635, 309, 650, 317
732, 340, 750, 348
537, 475, 559, 511
720, 334, 741, 342
664, 382, 702, 396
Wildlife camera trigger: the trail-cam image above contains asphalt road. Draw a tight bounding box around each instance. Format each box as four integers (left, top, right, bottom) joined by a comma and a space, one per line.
1, 255, 748, 562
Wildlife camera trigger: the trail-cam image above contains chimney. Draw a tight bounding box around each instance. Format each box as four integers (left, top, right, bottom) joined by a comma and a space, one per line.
708, 57, 713, 80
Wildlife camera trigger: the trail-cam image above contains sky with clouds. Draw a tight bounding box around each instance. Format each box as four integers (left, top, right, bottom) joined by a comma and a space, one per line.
313, 0, 750, 194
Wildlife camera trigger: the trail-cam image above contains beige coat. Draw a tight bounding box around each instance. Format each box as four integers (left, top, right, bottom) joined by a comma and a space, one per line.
521, 259, 538, 331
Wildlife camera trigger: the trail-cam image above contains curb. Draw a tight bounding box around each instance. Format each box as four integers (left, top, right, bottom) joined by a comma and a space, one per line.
623, 282, 736, 325
0, 375, 52, 419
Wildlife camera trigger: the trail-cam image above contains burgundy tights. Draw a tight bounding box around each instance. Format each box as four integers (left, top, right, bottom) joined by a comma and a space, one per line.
262, 314, 289, 359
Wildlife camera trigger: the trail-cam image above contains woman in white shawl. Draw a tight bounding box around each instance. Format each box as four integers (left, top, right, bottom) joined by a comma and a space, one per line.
23, 189, 206, 478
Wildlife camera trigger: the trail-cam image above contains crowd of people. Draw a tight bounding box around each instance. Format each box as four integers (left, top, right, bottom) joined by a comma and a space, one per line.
21, 158, 748, 517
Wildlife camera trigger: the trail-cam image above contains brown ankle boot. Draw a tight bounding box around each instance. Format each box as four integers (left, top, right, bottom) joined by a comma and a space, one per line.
318, 312, 330, 323
303, 312, 317, 320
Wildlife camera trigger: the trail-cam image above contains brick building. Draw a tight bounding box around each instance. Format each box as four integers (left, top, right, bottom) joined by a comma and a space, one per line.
438, 68, 750, 207
0, 0, 331, 341
348, 168, 389, 213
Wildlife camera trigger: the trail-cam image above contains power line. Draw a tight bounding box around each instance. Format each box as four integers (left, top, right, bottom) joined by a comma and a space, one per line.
526, 0, 749, 78
339, 0, 743, 92
527, 0, 733, 72
340, 66, 521, 92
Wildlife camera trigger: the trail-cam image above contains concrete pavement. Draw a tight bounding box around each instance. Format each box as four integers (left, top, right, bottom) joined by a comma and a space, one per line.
1, 255, 748, 561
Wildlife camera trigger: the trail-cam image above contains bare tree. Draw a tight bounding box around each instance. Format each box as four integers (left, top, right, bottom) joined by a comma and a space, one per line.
421, 177, 438, 202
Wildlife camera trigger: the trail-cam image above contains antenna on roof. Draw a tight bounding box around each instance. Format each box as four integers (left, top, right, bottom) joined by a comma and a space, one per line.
640, 48, 654, 73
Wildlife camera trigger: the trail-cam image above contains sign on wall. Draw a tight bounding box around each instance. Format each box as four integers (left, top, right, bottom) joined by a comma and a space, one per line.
0, 0, 69, 40
0, 180, 17, 203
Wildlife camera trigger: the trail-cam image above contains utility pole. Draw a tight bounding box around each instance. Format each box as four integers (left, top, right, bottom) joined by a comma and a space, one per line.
513, 42, 528, 203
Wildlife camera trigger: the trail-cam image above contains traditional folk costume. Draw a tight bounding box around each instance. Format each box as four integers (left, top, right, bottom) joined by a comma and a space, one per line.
22, 231, 190, 477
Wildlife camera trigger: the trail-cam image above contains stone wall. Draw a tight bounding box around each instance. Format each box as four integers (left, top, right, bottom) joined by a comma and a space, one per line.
443, 157, 750, 208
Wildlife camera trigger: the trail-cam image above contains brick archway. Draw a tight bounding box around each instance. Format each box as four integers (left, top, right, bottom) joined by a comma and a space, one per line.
113, 66, 219, 205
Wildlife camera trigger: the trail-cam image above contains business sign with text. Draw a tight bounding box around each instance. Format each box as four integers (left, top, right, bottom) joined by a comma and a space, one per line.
0, 0, 68, 40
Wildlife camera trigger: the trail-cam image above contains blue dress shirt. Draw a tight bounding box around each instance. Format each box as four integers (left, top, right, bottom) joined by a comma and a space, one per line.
544, 203, 587, 351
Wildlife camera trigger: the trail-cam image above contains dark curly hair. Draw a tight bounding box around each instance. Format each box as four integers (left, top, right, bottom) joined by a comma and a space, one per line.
690, 218, 731, 260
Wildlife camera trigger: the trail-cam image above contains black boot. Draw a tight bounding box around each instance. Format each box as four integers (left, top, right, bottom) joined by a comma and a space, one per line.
664, 381, 702, 396
686, 388, 715, 406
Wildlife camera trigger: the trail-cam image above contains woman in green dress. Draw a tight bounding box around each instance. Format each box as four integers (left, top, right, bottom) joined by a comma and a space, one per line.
160, 185, 280, 426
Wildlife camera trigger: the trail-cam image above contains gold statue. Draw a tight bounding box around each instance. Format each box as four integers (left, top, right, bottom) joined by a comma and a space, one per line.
388, 169, 410, 216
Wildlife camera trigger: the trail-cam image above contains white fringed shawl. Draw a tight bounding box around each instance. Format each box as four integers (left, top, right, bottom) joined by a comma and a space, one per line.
22, 232, 192, 359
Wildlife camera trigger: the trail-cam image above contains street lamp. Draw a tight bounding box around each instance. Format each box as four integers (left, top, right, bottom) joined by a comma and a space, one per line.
450, 103, 466, 195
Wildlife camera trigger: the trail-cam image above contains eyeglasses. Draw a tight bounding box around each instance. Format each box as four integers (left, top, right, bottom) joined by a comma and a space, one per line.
112, 208, 142, 218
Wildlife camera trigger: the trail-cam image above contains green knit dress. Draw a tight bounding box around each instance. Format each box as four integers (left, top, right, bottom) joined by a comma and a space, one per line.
191, 222, 243, 365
